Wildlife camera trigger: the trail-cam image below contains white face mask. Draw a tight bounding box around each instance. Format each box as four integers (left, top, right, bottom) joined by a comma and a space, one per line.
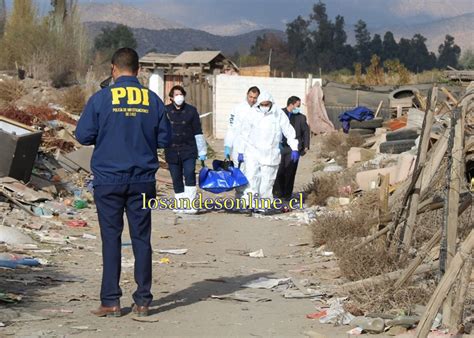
174, 95, 185, 106
260, 106, 270, 113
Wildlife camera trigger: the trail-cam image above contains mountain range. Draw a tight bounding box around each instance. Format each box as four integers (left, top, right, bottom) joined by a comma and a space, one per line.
80, 3, 474, 57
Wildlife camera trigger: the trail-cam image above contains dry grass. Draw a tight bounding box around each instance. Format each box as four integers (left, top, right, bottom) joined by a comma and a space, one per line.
349, 281, 436, 314
0, 79, 26, 103
318, 131, 364, 166
61, 86, 86, 114
304, 170, 357, 207
311, 190, 379, 246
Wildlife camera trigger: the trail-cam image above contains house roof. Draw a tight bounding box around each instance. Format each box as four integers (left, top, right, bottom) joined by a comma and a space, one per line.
171, 51, 222, 64
140, 53, 177, 64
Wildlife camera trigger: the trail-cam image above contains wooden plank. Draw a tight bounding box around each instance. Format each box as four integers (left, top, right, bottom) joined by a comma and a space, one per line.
450, 255, 472, 330
416, 230, 474, 338
379, 174, 390, 218
374, 100, 384, 118
339, 262, 438, 293
441, 107, 463, 327
400, 87, 436, 255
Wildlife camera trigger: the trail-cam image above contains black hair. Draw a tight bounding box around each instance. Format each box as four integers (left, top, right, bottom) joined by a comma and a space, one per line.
169, 85, 186, 97
111, 47, 139, 73
287, 96, 301, 106
247, 86, 260, 95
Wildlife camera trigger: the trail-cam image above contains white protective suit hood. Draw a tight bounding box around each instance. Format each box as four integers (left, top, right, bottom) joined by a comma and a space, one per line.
237, 90, 299, 166
256, 91, 276, 114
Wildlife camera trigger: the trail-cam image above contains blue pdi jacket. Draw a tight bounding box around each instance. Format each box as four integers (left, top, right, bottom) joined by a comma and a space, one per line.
75, 76, 171, 185
164, 102, 203, 164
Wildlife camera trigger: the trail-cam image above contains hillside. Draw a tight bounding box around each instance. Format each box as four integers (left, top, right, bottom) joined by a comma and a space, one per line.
84, 22, 285, 56
79, 3, 185, 30
373, 12, 474, 53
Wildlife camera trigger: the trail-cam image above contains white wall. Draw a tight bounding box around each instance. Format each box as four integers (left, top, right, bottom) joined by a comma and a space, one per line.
213, 75, 322, 139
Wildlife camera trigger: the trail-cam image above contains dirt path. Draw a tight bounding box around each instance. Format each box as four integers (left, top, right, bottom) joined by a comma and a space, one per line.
1, 140, 351, 337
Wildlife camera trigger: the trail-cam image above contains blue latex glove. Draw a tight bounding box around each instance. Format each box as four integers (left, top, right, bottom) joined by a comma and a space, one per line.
238, 153, 244, 163
224, 146, 231, 159
291, 150, 299, 163
199, 155, 207, 161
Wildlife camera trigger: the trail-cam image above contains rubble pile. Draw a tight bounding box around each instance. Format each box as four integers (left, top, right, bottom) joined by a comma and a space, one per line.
306, 83, 474, 336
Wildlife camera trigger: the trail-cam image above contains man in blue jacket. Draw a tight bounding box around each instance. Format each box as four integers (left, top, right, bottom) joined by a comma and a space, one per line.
75, 48, 171, 318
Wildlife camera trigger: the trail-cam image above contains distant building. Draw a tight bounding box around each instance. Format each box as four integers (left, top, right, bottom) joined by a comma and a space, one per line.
139, 50, 239, 106
139, 50, 239, 76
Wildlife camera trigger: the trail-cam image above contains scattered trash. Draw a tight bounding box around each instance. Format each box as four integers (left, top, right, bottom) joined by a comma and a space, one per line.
132, 316, 159, 323
210, 291, 272, 303
73, 199, 88, 209
157, 249, 188, 255
82, 233, 96, 240
306, 310, 327, 319
0, 226, 36, 245
248, 249, 265, 258
0, 253, 41, 269
346, 327, 363, 335
350, 316, 385, 334
158, 258, 171, 264
65, 220, 87, 228
40, 308, 74, 314
318, 297, 355, 325
0, 292, 22, 303
242, 277, 292, 289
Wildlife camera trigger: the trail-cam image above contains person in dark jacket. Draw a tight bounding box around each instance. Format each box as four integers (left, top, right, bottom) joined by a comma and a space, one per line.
75, 48, 171, 318
164, 85, 207, 213
273, 96, 310, 201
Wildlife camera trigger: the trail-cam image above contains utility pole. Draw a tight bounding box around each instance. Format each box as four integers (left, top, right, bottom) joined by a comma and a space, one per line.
268, 48, 272, 66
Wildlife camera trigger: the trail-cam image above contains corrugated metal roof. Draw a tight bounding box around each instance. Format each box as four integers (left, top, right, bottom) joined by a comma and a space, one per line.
140, 53, 177, 64
172, 51, 222, 64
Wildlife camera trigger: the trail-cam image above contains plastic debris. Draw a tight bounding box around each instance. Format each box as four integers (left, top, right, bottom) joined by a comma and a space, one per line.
158, 258, 171, 264
0, 253, 41, 269
318, 297, 355, 325
242, 277, 292, 289
210, 291, 271, 303
350, 316, 385, 333
65, 220, 87, 228
82, 233, 96, 240
0, 226, 36, 245
248, 249, 265, 258
346, 327, 363, 335
306, 310, 327, 319
157, 249, 188, 255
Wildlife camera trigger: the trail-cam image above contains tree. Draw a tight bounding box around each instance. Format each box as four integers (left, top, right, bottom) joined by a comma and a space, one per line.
459, 49, 474, 70
333, 15, 354, 70
94, 24, 137, 52
248, 33, 294, 73
397, 38, 412, 70
354, 20, 371, 67
370, 34, 383, 59
382, 31, 398, 61
0, 0, 45, 67
286, 15, 310, 69
438, 34, 461, 69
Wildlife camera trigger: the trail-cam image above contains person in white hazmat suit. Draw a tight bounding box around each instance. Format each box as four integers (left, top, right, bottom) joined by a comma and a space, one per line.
224, 86, 260, 163
237, 90, 299, 212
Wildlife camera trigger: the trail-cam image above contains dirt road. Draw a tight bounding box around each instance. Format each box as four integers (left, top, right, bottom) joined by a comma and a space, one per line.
1, 140, 350, 337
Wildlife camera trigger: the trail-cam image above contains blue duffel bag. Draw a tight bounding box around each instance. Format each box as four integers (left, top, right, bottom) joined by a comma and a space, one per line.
198, 159, 249, 194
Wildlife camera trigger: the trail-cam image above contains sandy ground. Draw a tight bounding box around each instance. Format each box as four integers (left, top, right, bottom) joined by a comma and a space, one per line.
1, 139, 355, 338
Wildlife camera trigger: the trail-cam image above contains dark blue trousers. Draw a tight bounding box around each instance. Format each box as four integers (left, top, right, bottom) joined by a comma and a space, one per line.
93, 182, 156, 307
168, 157, 196, 193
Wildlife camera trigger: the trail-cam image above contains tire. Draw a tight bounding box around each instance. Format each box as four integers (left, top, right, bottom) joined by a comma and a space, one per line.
350, 118, 383, 129
380, 140, 416, 154
386, 128, 419, 141
349, 128, 375, 136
